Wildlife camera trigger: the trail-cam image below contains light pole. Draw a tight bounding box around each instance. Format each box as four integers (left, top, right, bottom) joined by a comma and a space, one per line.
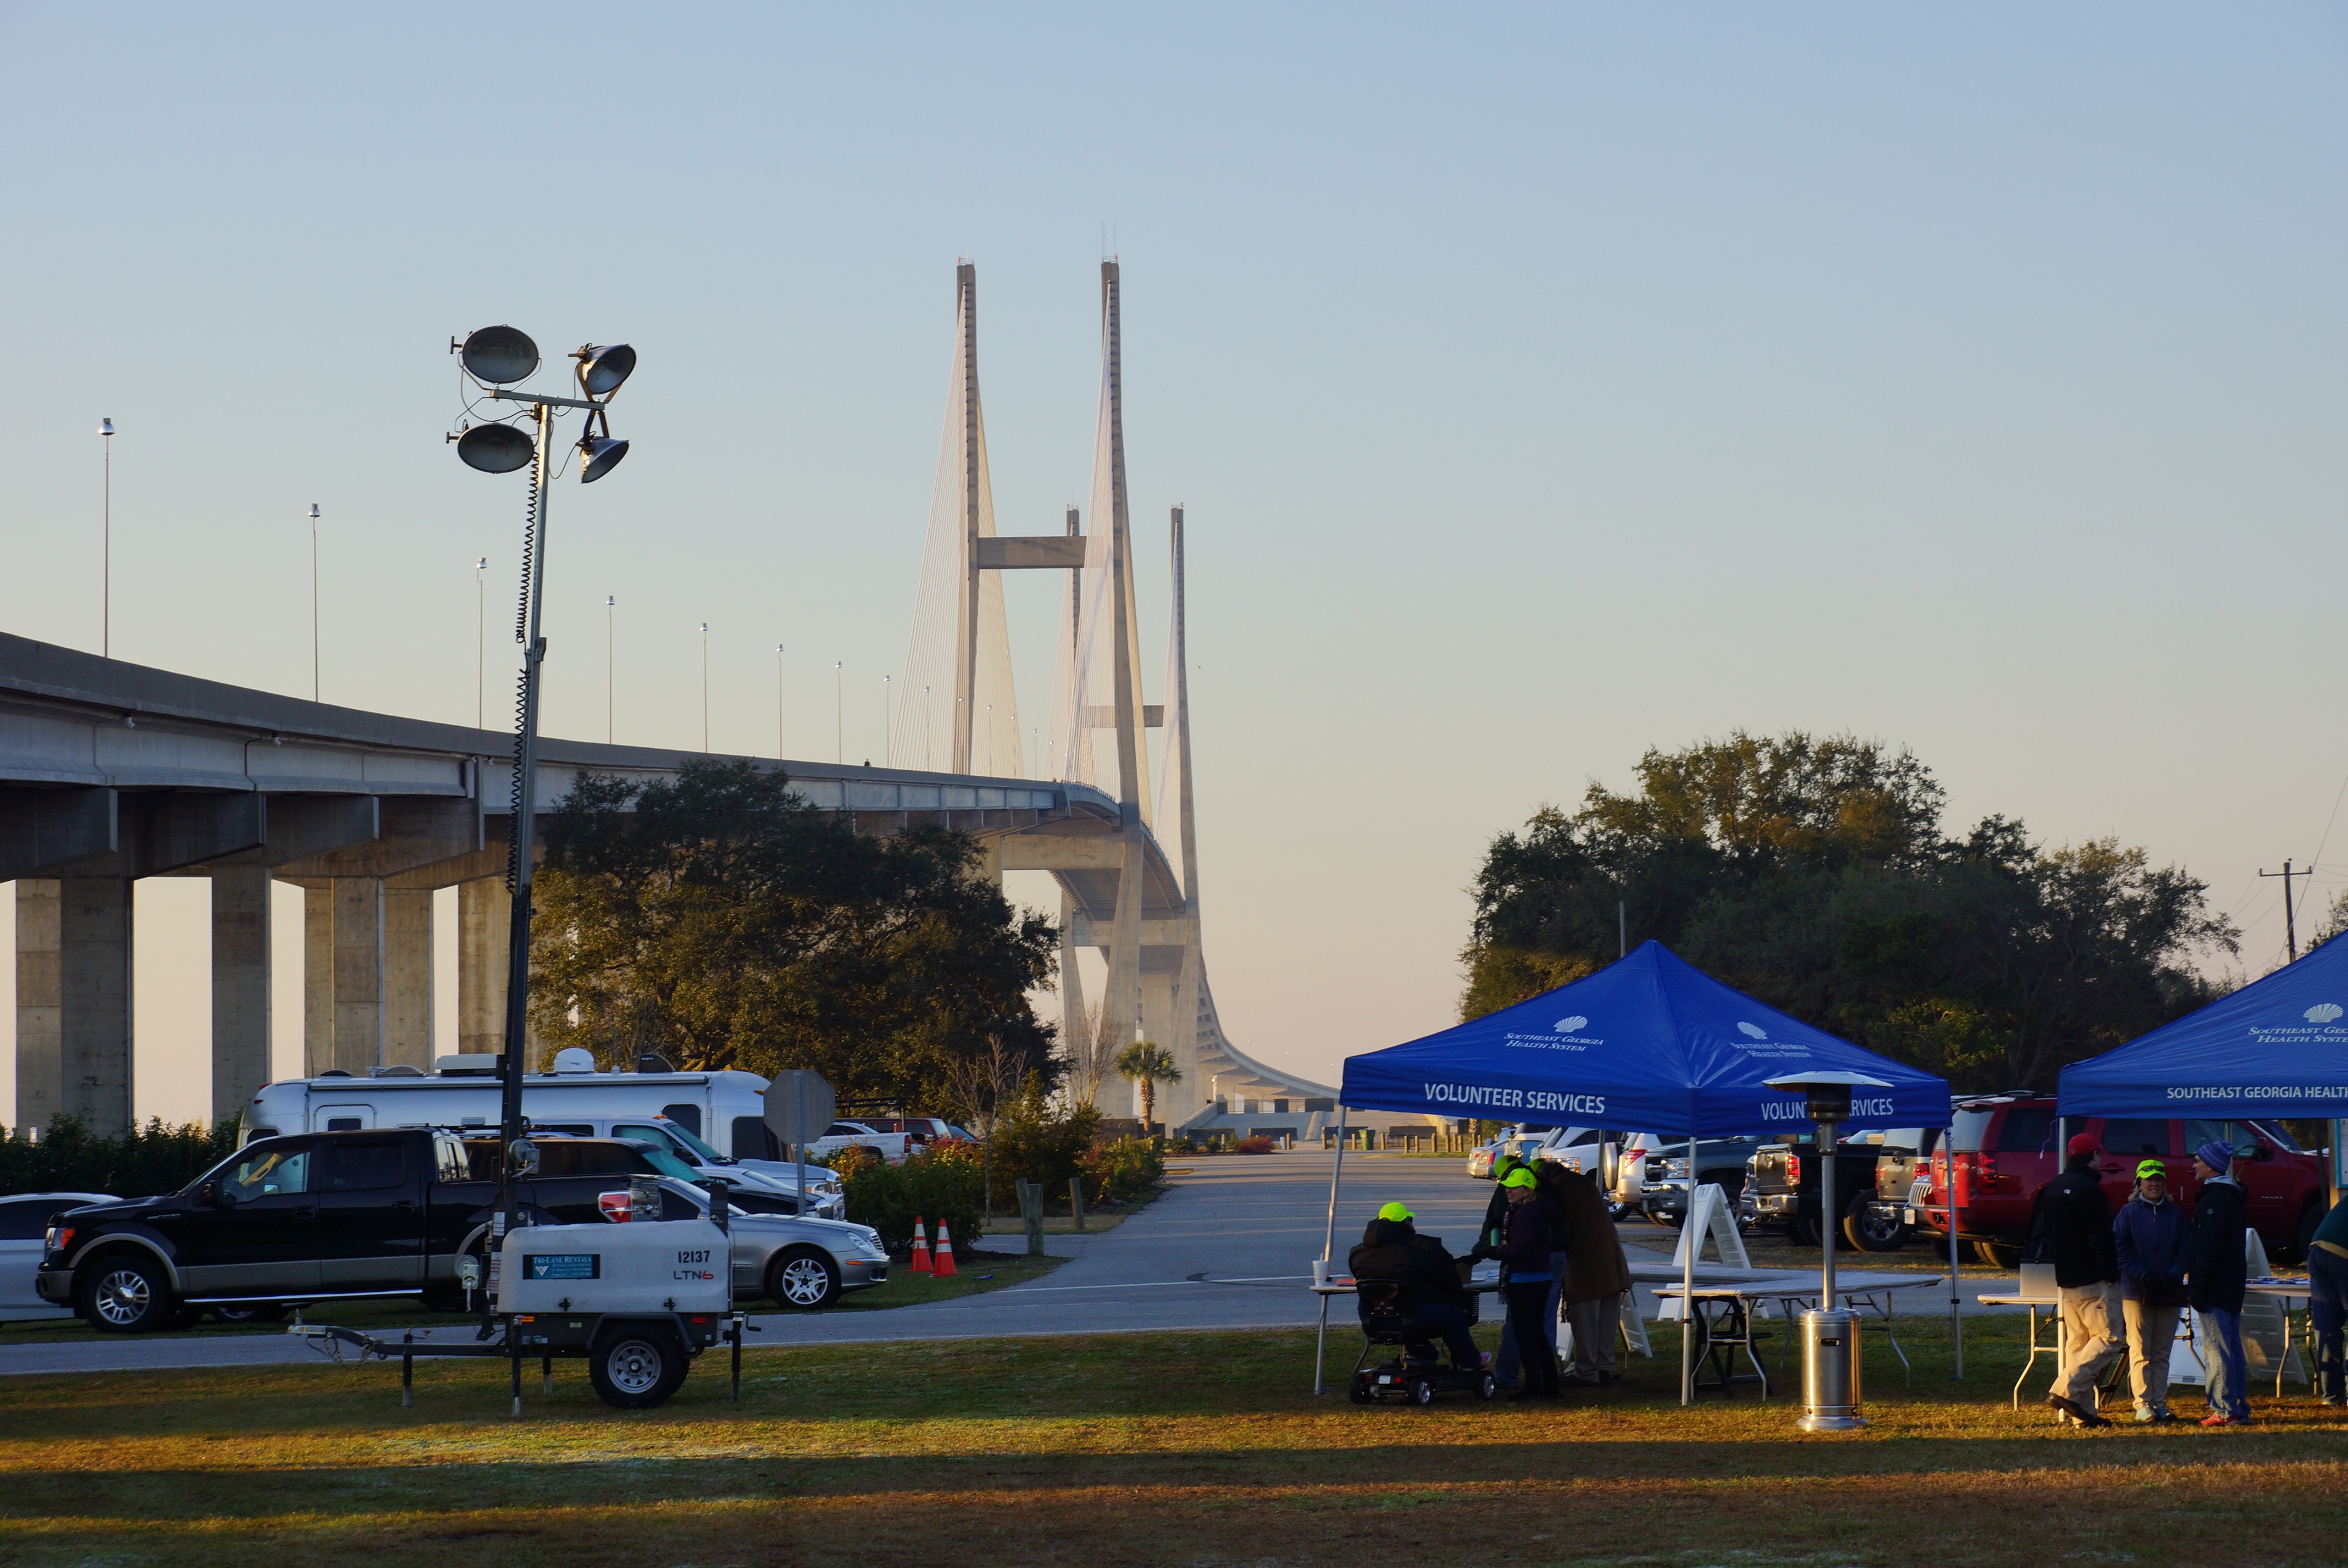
881, 674, 890, 766
447, 324, 635, 1363
922, 684, 932, 770
834, 661, 844, 764
606, 596, 616, 743
775, 644, 786, 758
475, 558, 488, 728
700, 623, 710, 752
100, 418, 113, 657
309, 504, 322, 701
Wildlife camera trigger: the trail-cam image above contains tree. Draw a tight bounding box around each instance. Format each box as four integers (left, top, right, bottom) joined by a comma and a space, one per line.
1461, 733, 2237, 1091
941, 1033, 1027, 1219
527, 758, 1060, 1109
1115, 1041, 1181, 1131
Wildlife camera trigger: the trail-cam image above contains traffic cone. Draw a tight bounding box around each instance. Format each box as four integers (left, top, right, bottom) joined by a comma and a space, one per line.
909, 1219, 933, 1273
932, 1220, 958, 1276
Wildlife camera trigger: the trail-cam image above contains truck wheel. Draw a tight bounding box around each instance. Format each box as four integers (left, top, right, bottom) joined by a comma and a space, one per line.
76, 1251, 176, 1334
767, 1247, 842, 1310
1787, 1210, 1822, 1248
588, 1328, 688, 1410
1974, 1241, 2021, 1270
1842, 1194, 1909, 1253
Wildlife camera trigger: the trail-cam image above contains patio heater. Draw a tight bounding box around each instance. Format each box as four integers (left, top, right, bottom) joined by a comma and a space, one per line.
1765, 1070, 1891, 1434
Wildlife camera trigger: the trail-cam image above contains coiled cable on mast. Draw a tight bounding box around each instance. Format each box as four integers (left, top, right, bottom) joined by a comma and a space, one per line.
506, 420, 545, 892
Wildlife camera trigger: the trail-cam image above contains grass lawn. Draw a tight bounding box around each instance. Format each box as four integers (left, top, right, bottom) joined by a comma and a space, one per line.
0, 1251, 1063, 1342
4, 1313, 2343, 1567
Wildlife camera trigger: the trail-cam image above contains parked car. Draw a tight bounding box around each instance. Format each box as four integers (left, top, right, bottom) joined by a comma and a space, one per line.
1852, 1128, 1943, 1252
527, 1115, 844, 1217
36, 1129, 890, 1332
1906, 1094, 2330, 1267
1, 1192, 118, 1323
1639, 1137, 1767, 1227
1747, 1132, 1893, 1248
1467, 1126, 1560, 1179
801, 1121, 917, 1165
862, 1116, 972, 1147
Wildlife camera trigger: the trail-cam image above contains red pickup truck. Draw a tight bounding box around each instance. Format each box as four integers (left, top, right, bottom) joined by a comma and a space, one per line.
1903, 1094, 2328, 1267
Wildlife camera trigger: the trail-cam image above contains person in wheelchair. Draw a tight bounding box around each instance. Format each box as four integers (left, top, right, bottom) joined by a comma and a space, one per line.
1349, 1201, 1483, 1370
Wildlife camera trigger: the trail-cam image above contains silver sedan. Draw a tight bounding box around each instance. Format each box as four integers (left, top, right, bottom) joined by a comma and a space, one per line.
667, 1180, 892, 1309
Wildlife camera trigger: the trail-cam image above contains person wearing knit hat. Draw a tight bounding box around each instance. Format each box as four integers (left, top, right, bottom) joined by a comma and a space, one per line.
2114, 1158, 2190, 1422
2187, 1138, 2252, 1425
2029, 1130, 2123, 1427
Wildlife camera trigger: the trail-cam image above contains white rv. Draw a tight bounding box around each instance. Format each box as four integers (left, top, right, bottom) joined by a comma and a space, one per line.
242, 1050, 844, 1216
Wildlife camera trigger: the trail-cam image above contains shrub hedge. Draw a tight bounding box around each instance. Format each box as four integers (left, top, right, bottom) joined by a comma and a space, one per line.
0, 1116, 238, 1200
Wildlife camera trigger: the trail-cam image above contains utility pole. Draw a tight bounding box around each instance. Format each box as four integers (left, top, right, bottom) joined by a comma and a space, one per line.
606, 597, 616, 743
700, 623, 710, 752
475, 558, 488, 728
309, 504, 322, 701
100, 419, 114, 656
2262, 859, 2312, 961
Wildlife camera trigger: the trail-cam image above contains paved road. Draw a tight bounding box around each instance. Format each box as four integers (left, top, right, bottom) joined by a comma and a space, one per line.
0, 1150, 1984, 1377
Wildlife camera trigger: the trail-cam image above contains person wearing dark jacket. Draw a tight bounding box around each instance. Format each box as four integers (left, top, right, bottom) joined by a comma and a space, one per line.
2304, 1192, 2348, 1406
2186, 1140, 2251, 1425
1555, 1166, 1632, 1383
1474, 1168, 1561, 1400
1493, 1162, 1573, 1387
2029, 1133, 2123, 1427
2112, 1160, 2190, 1422
1349, 1203, 1479, 1370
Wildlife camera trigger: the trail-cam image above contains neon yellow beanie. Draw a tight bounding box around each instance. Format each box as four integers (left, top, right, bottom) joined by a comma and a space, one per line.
1377, 1201, 1414, 1222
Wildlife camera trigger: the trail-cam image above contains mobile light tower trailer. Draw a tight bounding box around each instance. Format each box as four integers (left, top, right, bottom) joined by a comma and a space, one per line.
294, 1172, 753, 1412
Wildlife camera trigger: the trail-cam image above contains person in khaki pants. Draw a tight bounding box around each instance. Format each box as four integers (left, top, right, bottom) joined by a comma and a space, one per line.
2112, 1160, 2189, 1423
2031, 1132, 2124, 1427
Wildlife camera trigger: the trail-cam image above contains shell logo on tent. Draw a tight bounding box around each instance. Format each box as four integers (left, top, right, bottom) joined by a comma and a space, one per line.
1554, 1016, 1589, 1033
1737, 1022, 1769, 1040
2306, 1003, 2344, 1024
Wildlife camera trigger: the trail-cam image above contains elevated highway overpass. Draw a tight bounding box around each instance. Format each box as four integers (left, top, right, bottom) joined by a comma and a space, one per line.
0, 629, 1333, 1136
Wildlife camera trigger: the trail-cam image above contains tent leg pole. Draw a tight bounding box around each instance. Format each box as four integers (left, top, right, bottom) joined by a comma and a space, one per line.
1317, 1105, 1348, 1395
1949, 1119, 1962, 1379
1682, 1132, 1696, 1405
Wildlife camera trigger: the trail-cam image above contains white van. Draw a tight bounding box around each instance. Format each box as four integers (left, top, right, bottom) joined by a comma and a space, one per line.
243, 1051, 844, 1216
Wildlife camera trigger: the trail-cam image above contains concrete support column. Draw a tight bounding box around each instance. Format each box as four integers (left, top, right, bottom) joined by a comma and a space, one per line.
1137, 972, 1180, 1127
14, 880, 62, 1132
1165, 943, 1204, 1124
209, 864, 271, 1128
383, 888, 433, 1070
330, 877, 384, 1073
975, 834, 1003, 888
1095, 835, 1144, 1112
1057, 886, 1087, 1069
22, 878, 135, 1137
459, 877, 509, 1060
303, 886, 332, 1076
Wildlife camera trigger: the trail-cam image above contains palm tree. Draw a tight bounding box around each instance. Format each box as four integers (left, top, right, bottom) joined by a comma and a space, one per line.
1114, 1041, 1182, 1134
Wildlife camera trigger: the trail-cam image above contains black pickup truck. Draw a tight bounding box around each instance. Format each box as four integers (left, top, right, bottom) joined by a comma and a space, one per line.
1746, 1132, 1895, 1249
36, 1128, 695, 1333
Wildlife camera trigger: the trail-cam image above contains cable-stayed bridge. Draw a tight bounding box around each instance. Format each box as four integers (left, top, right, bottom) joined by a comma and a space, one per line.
0, 261, 1340, 1139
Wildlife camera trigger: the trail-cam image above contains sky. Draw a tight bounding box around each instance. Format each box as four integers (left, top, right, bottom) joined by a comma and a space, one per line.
2, 4, 2345, 1125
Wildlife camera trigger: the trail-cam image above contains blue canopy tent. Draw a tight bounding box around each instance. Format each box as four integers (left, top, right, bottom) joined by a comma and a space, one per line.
1322, 941, 1956, 1401
2059, 933, 2348, 1124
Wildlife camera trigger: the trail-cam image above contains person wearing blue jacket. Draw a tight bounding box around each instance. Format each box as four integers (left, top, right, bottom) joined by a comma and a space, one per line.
2186, 1140, 2251, 1426
2113, 1159, 2190, 1423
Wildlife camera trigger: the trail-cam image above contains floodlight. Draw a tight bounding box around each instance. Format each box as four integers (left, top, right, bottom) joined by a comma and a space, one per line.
458, 324, 540, 384
578, 436, 629, 482
457, 422, 536, 474
574, 343, 636, 397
